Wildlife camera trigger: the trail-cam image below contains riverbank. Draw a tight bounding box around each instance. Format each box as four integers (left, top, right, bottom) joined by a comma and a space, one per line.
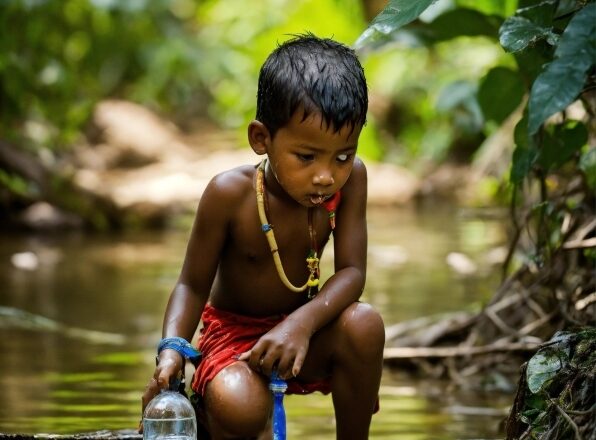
2, 99, 492, 231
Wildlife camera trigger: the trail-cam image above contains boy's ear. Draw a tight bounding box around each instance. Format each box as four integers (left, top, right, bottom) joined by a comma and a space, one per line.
248, 120, 271, 155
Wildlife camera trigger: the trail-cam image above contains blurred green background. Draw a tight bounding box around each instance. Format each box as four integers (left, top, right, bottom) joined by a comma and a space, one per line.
1, 0, 521, 175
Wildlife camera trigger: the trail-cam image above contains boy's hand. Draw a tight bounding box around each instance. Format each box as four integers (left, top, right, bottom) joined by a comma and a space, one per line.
238, 318, 311, 380
139, 349, 184, 433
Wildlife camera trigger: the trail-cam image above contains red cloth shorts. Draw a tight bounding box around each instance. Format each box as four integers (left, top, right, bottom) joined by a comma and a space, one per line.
190, 304, 331, 397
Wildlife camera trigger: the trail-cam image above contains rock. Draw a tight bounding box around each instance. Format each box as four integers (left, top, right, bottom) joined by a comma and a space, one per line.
20, 202, 83, 230
417, 163, 473, 199
90, 100, 190, 165
369, 244, 409, 267
446, 252, 477, 275
73, 100, 422, 226
367, 162, 420, 205
10, 252, 39, 271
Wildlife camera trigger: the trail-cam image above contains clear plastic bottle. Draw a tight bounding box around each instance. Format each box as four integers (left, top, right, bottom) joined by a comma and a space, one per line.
143, 390, 197, 440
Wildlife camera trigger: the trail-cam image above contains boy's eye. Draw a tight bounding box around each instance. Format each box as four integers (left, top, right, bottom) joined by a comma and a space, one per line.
297, 153, 315, 161
337, 153, 352, 162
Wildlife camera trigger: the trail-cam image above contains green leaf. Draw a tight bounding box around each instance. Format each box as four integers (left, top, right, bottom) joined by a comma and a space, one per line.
538, 121, 587, 170
520, 408, 542, 424
555, 0, 585, 18
354, 0, 436, 51
499, 15, 557, 52
436, 80, 483, 133
579, 148, 596, 190
353, 7, 502, 51
0, 169, 31, 197
436, 80, 477, 111
511, 115, 538, 184
518, 1, 556, 27
554, 3, 596, 60
526, 347, 568, 393
427, 8, 502, 41
528, 57, 586, 131
511, 145, 538, 184
513, 43, 552, 83
527, 3, 596, 134
478, 67, 525, 123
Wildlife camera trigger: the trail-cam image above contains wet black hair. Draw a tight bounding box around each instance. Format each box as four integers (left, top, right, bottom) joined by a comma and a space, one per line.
256, 33, 368, 138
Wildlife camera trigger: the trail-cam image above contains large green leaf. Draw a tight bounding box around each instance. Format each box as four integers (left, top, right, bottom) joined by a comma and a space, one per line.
354, 0, 436, 51
526, 332, 572, 394
527, 3, 596, 134
499, 15, 557, 52
353, 7, 501, 52
478, 66, 525, 123
427, 8, 502, 41
511, 145, 539, 184
555, 0, 585, 18
511, 114, 538, 184
527, 352, 562, 393
554, 3, 596, 60
354, 6, 502, 52
538, 121, 588, 170
517, 1, 557, 27
513, 42, 553, 84
436, 80, 483, 133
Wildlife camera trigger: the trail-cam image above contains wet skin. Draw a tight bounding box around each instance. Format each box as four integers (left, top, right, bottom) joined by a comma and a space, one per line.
142, 110, 385, 439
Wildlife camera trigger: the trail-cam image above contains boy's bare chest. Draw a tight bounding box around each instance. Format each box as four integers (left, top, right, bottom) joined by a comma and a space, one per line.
230, 203, 330, 264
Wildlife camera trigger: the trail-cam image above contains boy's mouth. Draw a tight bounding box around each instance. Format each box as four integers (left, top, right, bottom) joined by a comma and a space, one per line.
309, 194, 331, 205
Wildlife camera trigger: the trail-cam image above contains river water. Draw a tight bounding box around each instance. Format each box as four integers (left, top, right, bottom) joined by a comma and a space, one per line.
0, 202, 513, 438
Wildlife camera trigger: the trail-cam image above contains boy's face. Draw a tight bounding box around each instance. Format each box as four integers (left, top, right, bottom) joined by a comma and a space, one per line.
265, 110, 362, 207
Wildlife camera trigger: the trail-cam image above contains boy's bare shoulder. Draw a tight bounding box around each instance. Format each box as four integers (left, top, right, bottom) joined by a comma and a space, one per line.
345, 156, 367, 187
203, 164, 257, 202
352, 156, 367, 177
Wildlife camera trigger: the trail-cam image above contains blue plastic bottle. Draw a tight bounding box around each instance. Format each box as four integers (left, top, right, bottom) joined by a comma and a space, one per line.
269, 371, 288, 440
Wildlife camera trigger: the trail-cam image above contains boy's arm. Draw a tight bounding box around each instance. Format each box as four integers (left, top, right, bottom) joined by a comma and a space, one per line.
290, 157, 368, 334
148, 174, 234, 391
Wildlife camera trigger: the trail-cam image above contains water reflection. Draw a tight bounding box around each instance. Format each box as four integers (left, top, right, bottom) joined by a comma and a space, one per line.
0, 203, 511, 437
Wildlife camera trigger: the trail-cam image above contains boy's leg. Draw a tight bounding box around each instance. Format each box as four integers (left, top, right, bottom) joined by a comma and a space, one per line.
203, 361, 272, 439
299, 302, 385, 440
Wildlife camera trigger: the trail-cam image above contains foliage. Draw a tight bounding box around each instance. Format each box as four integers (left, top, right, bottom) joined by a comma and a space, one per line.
358, 0, 596, 439
354, 1, 518, 164
359, 3, 595, 436
357, 0, 595, 175
506, 328, 595, 439
0, 0, 209, 149
191, 0, 366, 129
356, 0, 594, 247
0, 0, 373, 220
0, 0, 366, 153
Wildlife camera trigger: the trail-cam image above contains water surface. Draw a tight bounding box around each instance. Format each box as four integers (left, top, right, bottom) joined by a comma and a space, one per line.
0, 203, 512, 438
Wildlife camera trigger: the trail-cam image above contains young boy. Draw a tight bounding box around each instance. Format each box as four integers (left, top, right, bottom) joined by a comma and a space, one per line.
142, 33, 385, 439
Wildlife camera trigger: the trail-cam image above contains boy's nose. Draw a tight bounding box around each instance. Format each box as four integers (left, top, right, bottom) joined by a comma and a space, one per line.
313, 171, 334, 186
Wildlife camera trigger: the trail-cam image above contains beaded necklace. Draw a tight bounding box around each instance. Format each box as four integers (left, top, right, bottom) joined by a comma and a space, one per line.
256, 160, 320, 298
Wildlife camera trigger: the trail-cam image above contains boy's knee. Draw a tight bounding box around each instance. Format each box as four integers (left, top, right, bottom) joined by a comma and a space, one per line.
204, 362, 271, 437
339, 302, 385, 359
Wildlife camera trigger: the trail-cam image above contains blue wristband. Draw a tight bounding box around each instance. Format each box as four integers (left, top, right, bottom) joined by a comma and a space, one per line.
157, 337, 201, 366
